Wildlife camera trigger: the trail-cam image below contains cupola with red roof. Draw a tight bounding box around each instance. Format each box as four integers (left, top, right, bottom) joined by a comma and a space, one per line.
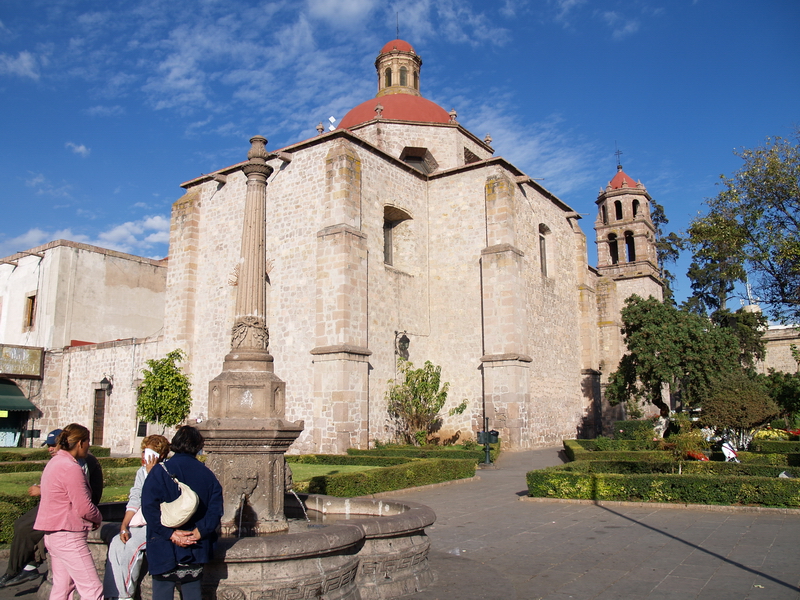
338, 39, 451, 130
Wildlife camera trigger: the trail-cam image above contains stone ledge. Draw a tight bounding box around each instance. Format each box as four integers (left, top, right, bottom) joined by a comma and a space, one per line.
481, 243, 524, 257
310, 344, 372, 356
480, 353, 533, 364
316, 223, 367, 239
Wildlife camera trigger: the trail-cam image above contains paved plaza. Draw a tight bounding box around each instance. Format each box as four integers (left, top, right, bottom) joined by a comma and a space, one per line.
2, 447, 799, 600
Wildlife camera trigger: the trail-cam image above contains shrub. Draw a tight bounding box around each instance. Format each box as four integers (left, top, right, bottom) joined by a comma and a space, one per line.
386, 359, 451, 445
615, 420, 656, 441
700, 370, 780, 449
748, 440, 800, 454
526, 467, 800, 507
307, 458, 475, 496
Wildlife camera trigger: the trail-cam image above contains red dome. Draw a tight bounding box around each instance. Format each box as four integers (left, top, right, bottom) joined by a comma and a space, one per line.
380, 39, 415, 54
338, 94, 450, 129
609, 168, 639, 189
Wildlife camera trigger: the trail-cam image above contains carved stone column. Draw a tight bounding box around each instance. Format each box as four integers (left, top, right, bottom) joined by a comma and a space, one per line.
200, 136, 304, 536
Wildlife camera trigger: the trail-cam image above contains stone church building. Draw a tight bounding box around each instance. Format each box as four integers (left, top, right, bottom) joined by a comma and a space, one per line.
0, 40, 667, 454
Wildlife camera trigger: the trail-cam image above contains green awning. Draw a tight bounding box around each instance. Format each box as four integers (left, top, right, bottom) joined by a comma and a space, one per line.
0, 381, 36, 411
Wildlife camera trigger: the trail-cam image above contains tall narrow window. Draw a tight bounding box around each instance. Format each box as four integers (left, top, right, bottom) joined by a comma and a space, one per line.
608, 234, 619, 265
384, 205, 413, 268
384, 68, 392, 87
601, 205, 608, 225
414, 71, 419, 90
539, 224, 551, 277
632, 199, 640, 218
24, 293, 36, 329
384, 221, 395, 265
614, 200, 623, 220
399, 66, 407, 86
625, 231, 636, 262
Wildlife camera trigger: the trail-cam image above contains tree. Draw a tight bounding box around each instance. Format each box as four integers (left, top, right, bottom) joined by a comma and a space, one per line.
386, 359, 453, 446
709, 307, 767, 369
700, 371, 779, 450
137, 349, 192, 431
686, 130, 800, 322
760, 369, 800, 424
605, 295, 741, 413
650, 200, 684, 305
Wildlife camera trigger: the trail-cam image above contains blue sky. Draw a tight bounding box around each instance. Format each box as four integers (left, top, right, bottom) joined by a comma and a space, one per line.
1, 0, 798, 304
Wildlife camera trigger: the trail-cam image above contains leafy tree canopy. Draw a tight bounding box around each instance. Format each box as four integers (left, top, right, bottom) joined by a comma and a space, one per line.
686, 130, 800, 322
700, 370, 779, 449
137, 349, 193, 430
650, 200, 683, 305
605, 295, 741, 412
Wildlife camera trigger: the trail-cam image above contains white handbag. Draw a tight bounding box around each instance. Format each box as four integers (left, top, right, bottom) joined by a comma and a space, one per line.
159, 464, 199, 528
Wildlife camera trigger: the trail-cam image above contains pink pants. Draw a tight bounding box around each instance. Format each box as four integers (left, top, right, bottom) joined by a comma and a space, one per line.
44, 531, 102, 600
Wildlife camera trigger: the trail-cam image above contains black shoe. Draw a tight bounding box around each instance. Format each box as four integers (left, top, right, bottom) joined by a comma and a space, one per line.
4, 570, 40, 587
0, 573, 17, 588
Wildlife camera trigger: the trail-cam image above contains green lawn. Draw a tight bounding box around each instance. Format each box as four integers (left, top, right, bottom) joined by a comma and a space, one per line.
289, 463, 381, 482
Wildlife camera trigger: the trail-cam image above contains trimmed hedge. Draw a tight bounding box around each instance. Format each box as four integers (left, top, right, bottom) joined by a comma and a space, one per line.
556, 460, 800, 478
563, 439, 668, 463
0, 446, 109, 462
527, 466, 800, 507
347, 445, 499, 463
708, 451, 800, 466
749, 440, 800, 454
0, 494, 38, 544
287, 454, 411, 467
0, 456, 141, 474
307, 458, 476, 496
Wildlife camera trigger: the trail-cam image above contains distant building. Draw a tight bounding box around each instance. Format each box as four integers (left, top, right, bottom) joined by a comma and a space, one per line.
1, 40, 675, 453
0, 240, 166, 446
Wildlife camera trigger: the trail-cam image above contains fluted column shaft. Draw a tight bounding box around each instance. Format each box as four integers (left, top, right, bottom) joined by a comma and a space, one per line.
231, 136, 274, 351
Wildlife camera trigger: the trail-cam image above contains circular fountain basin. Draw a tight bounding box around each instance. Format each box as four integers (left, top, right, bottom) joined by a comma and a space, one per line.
205, 493, 436, 600
48, 495, 436, 600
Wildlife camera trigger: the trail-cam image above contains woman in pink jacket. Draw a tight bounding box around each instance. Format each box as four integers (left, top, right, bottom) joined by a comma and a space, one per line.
34, 423, 103, 600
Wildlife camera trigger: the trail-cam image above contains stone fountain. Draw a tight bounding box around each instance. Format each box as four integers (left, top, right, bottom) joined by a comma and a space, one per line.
197, 135, 303, 537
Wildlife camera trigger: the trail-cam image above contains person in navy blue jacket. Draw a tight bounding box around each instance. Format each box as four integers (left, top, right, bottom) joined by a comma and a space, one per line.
141, 426, 223, 600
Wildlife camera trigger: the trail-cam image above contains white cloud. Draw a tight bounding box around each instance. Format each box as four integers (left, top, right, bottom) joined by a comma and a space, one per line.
86, 105, 125, 116
602, 11, 640, 40
0, 51, 40, 79
25, 172, 72, 197
66, 142, 91, 157
306, 0, 378, 27
96, 214, 171, 253
553, 0, 587, 25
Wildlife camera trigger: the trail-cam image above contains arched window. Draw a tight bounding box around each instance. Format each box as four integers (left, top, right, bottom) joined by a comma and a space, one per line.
614, 200, 623, 220
632, 199, 640, 218
400, 66, 407, 86
601, 205, 608, 225
414, 71, 419, 90
608, 234, 619, 265
625, 231, 636, 262
384, 205, 412, 266
384, 68, 392, 88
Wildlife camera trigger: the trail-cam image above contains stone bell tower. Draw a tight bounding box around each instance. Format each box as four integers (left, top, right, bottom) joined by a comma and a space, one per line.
595, 164, 659, 279
199, 136, 304, 536
593, 163, 663, 426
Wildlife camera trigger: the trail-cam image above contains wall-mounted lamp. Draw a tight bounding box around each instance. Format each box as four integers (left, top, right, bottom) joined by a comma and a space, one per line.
99, 376, 113, 395
395, 331, 410, 360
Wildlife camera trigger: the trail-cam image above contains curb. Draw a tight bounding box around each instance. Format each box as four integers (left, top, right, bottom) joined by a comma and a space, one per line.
521, 496, 800, 514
